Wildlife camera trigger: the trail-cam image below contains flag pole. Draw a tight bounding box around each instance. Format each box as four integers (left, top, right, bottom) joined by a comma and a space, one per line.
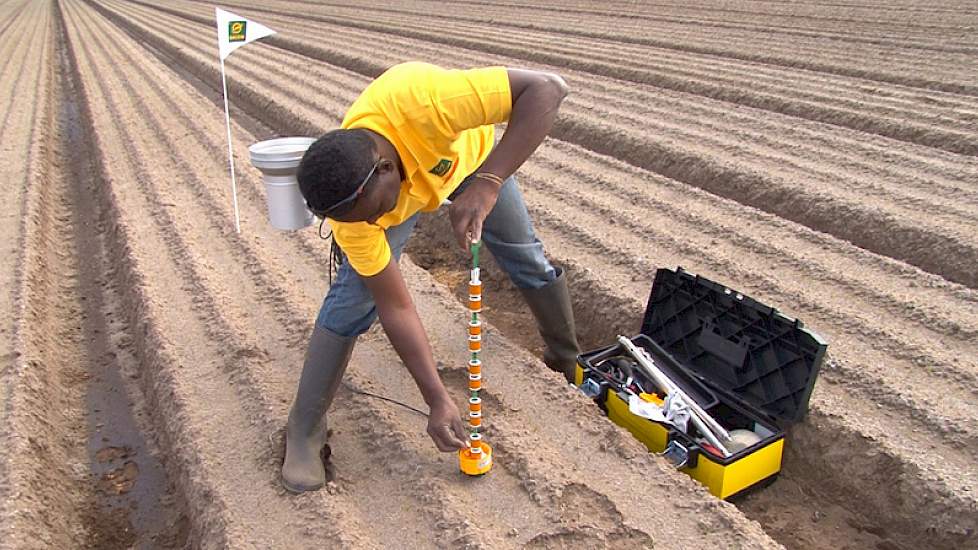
220, 56, 242, 234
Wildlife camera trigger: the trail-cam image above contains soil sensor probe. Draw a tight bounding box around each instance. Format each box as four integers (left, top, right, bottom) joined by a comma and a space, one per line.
459, 241, 493, 475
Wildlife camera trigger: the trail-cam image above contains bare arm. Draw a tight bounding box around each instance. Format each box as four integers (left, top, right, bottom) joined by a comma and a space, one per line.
481, 69, 569, 181
362, 258, 467, 452
449, 68, 569, 248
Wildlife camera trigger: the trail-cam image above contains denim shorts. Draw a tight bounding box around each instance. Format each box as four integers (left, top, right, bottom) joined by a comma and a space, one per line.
316, 173, 557, 337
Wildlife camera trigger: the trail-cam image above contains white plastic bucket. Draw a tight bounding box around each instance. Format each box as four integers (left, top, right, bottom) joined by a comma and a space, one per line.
248, 137, 316, 230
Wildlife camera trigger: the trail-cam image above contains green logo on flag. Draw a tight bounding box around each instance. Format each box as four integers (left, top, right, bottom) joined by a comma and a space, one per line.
429, 159, 452, 176
229, 21, 247, 42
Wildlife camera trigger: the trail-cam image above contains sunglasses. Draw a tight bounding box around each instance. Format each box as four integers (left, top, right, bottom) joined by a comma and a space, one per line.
312, 158, 381, 219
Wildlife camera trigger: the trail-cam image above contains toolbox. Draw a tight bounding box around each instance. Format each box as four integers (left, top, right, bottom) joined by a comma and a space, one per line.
574, 267, 827, 499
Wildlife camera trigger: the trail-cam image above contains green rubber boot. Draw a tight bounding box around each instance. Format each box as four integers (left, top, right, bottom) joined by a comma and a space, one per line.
519, 268, 581, 383
281, 326, 356, 493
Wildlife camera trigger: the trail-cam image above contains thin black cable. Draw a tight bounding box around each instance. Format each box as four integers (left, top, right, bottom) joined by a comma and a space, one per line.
342, 382, 429, 417
318, 217, 345, 286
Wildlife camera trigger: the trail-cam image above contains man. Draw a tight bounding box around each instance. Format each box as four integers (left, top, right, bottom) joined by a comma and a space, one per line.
284, 62, 580, 493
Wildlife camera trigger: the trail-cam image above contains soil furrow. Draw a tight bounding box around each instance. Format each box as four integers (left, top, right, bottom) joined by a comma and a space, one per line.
299, 6, 978, 113
100, 0, 385, 131
514, 8, 978, 57
0, 0, 30, 51
258, 0, 978, 53
530, 144, 978, 349
75, 6, 390, 546
198, 0, 976, 168
98, 0, 978, 207
58, 3, 185, 542
72, 3, 586, 547
471, 0, 978, 29
93, 0, 978, 290
62, 3, 251, 546
248, 0, 978, 59
0, 2, 79, 545
567, 80, 978, 199
79, 6, 344, 294
410, 209, 978, 550
394, 259, 778, 549
7, 1, 977, 548
63, 2, 359, 545
78, 1, 380, 293
452, 0, 971, 21
76, 1, 780, 548
515, 169, 978, 450
552, 114, 978, 289
84, 1, 325, 139
95, 0, 976, 422
503, 10, 978, 56
78, 4, 320, 349
75, 10, 308, 425
79, 9, 501, 548
95, 0, 976, 458
211, 0, 978, 124
152, 0, 978, 128
178, 0, 978, 153
562, 91, 978, 218
70, 3, 784, 548
0, 2, 42, 139
4, 0, 181, 544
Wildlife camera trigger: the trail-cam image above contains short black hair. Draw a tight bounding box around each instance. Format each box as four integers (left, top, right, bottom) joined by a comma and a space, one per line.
297, 128, 376, 213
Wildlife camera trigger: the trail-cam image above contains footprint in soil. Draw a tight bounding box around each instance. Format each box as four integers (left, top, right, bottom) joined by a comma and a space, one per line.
96, 445, 139, 495
100, 462, 139, 495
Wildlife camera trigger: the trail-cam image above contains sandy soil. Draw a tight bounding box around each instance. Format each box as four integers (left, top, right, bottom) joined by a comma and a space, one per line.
127, 0, 978, 289
1, 0, 976, 548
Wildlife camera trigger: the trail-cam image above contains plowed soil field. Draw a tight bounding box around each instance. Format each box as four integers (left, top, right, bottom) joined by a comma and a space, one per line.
2, 1, 976, 548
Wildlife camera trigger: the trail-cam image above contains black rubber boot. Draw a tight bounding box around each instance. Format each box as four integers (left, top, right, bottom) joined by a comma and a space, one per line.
281, 326, 356, 493
519, 268, 581, 383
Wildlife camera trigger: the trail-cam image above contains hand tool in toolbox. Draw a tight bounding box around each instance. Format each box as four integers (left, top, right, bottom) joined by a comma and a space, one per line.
618, 335, 733, 456
574, 267, 827, 499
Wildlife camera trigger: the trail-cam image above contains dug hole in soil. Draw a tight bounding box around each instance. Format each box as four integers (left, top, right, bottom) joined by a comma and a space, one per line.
407, 212, 970, 550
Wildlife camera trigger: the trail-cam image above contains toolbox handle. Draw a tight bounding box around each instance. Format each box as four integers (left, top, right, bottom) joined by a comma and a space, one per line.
697, 321, 749, 372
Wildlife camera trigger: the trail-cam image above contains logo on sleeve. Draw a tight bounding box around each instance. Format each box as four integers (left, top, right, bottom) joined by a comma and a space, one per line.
428, 159, 452, 177
229, 21, 247, 42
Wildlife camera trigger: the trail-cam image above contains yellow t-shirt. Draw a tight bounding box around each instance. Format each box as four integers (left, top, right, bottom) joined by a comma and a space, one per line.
329, 62, 512, 277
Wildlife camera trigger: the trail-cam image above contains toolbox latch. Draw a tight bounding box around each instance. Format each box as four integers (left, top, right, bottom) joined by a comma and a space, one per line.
579, 377, 602, 399
661, 440, 698, 470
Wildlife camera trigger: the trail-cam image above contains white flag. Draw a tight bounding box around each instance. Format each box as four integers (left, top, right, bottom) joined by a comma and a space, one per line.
215, 7, 276, 233
216, 7, 275, 61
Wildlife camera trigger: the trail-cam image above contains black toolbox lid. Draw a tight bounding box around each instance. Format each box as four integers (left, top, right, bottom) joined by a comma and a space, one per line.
640, 267, 828, 426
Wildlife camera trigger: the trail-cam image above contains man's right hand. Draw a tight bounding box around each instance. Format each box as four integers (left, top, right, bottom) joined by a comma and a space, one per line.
426, 396, 468, 452
449, 176, 500, 250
